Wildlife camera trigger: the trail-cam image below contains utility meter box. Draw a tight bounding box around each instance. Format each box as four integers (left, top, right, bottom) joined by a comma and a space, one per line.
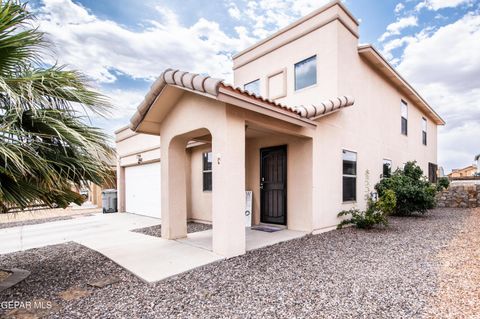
245, 191, 253, 227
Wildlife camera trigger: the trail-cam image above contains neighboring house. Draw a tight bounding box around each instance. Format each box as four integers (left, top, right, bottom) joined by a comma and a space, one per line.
115, 0, 444, 258
448, 165, 477, 178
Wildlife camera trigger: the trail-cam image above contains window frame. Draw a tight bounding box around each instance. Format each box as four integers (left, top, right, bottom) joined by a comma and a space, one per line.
342, 149, 357, 202
244, 79, 260, 95
202, 151, 213, 192
383, 159, 392, 178
422, 117, 427, 146
401, 100, 408, 136
294, 55, 317, 91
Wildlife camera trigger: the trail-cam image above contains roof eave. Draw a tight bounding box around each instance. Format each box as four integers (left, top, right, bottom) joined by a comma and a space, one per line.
358, 45, 446, 126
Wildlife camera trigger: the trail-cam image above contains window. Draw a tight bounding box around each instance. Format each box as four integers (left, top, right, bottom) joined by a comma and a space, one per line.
422, 117, 427, 145
401, 100, 408, 135
244, 79, 260, 95
202, 152, 212, 191
383, 159, 392, 178
428, 162, 438, 183
342, 150, 357, 202
294, 55, 317, 91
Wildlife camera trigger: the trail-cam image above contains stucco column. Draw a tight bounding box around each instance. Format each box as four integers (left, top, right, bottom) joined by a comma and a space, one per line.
212, 112, 246, 257
116, 161, 125, 212
161, 135, 188, 239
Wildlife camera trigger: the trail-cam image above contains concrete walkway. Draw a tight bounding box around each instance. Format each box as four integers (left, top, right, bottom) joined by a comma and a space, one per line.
0, 213, 306, 282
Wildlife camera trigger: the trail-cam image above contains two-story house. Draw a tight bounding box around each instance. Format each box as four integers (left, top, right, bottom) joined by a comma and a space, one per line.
115, 0, 444, 258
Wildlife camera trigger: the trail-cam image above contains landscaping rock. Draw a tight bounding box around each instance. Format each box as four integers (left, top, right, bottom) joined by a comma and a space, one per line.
0, 208, 475, 318
132, 221, 212, 238
436, 185, 480, 208
57, 287, 91, 301
87, 276, 121, 288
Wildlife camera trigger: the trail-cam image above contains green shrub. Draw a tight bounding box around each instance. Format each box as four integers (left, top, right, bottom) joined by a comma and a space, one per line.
437, 177, 450, 191
375, 161, 436, 216
337, 191, 395, 230
337, 207, 387, 229
375, 189, 397, 215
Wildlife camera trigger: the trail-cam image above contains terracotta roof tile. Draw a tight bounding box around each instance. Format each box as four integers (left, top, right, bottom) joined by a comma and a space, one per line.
130, 68, 354, 131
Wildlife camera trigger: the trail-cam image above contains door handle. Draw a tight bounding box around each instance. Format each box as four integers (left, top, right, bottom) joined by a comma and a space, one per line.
260, 182, 264, 190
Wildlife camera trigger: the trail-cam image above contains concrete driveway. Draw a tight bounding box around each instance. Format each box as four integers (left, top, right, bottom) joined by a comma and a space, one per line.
0, 213, 306, 282
0, 213, 223, 282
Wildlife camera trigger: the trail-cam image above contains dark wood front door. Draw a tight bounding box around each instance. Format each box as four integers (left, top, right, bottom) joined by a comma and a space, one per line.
260, 145, 287, 225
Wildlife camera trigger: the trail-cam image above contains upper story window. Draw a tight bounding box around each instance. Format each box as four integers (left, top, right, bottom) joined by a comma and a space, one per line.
401, 100, 408, 135
383, 159, 392, 178
203, 152, 212, 191
244, 79, 260, 95
422, 117, 427, 145
294, 55, 317, 91
342, 150, 357, 202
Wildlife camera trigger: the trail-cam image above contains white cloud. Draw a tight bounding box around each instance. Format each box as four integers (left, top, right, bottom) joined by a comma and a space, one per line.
394, 3, 405, 13
415, 0, 473, 11
236, 0, 332, 39
227, 2, 241, 19
397, 13, 480, 171
378, 16, 418, 41
35, 0, 257, 84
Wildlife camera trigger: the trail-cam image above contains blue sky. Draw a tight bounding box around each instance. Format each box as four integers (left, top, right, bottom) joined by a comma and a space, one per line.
30, 0, 480, 172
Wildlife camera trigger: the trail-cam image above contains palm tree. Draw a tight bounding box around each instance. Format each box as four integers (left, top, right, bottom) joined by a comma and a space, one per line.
0, 1, 115, 213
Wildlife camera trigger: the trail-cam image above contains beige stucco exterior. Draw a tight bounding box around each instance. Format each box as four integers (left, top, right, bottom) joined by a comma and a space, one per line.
115, 0, 444, 257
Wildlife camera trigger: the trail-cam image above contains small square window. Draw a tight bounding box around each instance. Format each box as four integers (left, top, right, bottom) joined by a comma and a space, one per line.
203, 152, 212, 191
295, 55, 317, 91
244, 79, 260, 95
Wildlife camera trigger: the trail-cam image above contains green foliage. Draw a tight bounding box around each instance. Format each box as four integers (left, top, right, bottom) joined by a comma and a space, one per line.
436, 177, 450, 191
375, 161, 436, 216
337, 203, 389, 230
375, 189, 397, 215
337, 171, 396, 229
0, 1, 114, 213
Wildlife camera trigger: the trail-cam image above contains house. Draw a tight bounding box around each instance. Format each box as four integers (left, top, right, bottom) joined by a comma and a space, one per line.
448, 165, 477, 178
115, 0, 444, 258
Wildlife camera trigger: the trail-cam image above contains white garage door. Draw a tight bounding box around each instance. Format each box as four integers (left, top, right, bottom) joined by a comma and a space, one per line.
125, 162, 161, 219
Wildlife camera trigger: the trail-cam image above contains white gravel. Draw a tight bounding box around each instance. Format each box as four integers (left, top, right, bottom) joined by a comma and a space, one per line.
0, 208, 473, 318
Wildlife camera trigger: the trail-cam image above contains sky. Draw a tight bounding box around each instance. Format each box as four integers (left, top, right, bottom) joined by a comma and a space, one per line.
28, 0, 480, 173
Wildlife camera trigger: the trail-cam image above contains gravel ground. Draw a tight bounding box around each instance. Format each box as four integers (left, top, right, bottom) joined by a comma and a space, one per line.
132, 221, 212, 237
423, 208, 480, 318
0, 208, 476, 318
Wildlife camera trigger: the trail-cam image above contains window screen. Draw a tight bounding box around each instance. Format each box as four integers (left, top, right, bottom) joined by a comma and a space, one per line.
342, 150, 357, 201
295, 55, 317, 90
401, 100, 408, 135
203, 152, 212, 191
422, 118, 427, 145
244, 79, 260, 95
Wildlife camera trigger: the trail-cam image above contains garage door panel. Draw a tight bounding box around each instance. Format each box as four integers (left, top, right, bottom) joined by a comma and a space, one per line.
125, 162, 161, 219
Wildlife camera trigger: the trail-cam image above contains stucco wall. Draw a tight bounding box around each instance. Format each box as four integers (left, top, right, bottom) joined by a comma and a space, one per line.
233, 7, 439, 232
188, 144, 212, 223
245, 135, 313, 231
